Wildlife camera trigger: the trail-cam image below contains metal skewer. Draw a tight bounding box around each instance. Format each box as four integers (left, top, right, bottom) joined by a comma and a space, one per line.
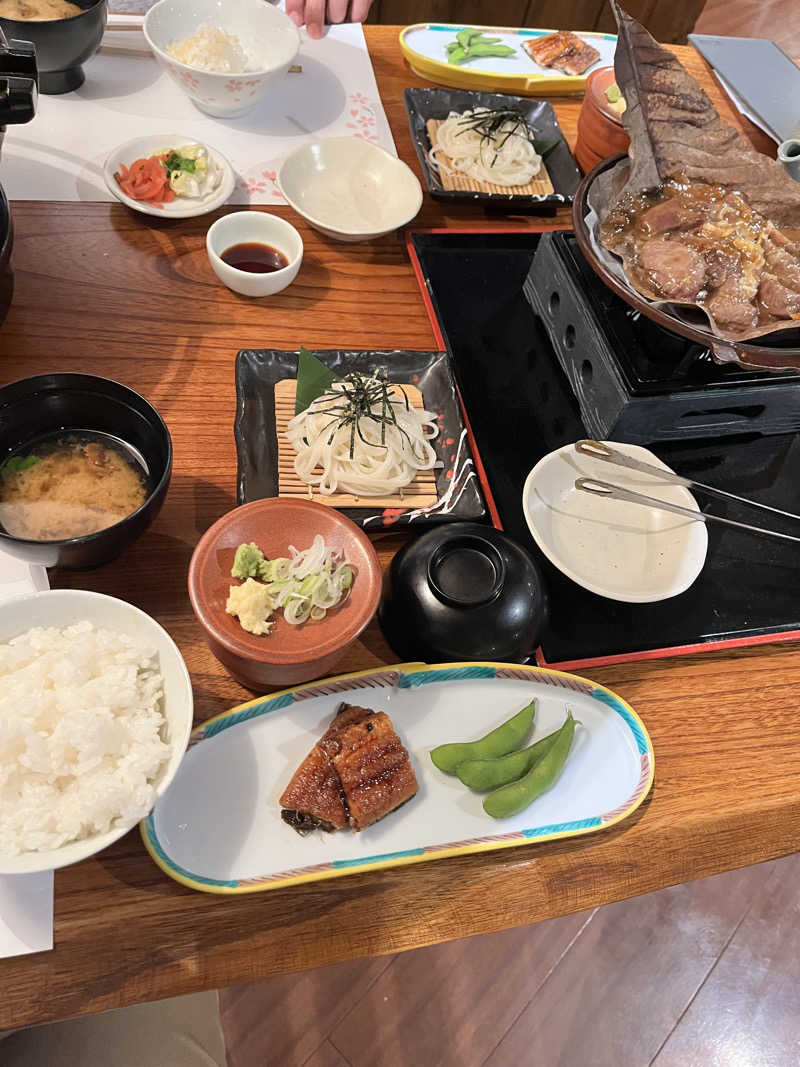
575, 478, 800, 545
575, 439, 800, 525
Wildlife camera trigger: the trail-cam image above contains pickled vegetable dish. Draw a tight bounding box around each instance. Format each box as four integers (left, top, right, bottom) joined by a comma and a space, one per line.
115, 143, 222, 205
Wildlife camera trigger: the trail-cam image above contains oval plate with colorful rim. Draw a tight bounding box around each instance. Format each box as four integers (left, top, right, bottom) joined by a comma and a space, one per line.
141, 662, 654, 894
399, 24, 616, 97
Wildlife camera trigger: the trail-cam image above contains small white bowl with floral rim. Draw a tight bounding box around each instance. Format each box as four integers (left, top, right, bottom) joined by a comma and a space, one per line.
144, 0, 300, 119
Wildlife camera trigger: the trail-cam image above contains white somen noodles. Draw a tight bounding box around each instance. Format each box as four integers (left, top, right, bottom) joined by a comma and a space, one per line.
286, 376, 441, 497
428, 107, 542, 187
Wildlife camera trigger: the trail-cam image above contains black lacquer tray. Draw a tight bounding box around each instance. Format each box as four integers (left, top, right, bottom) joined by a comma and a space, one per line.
408, 228, 800, 668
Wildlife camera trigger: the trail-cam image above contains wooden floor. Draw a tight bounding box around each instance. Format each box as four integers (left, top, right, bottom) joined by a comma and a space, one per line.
216, 2, 800, 1064
219, 854, 800, 1066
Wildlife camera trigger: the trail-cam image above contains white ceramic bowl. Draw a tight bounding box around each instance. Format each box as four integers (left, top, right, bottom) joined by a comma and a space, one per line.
278, 137, 423, 242
522, 441, 708, 603
104, 134, 235, 219
0, 589, 194, 875
144, 0, 300, 119
206, 210, 303, 296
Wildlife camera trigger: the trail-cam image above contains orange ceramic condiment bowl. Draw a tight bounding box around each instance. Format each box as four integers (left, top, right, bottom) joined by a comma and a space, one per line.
188, 498, 382, 691
575, 66, 630, 176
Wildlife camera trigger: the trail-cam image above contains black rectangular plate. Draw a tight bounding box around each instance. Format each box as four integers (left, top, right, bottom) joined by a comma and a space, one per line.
403, 88, 580, 213
235, 349, 487, 530
410, 229, 800, 667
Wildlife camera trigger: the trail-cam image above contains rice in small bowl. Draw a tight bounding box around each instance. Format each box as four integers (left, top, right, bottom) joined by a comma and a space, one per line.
0, 589, 193, 874
144, 0, 300, 119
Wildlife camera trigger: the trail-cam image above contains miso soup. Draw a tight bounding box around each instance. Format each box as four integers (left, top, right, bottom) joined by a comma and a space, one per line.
0, 431, 149, 542
0, 0, 84, 20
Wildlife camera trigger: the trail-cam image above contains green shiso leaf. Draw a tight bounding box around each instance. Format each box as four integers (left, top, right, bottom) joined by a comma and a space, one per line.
294, 347, 339, 415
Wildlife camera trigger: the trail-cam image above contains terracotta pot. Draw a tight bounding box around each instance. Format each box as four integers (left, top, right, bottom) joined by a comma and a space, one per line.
575, 67, 630, 175
188, 497, 382, 691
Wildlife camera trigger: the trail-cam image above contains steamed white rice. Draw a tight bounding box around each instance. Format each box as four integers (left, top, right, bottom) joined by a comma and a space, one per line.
0, 621, 171, 856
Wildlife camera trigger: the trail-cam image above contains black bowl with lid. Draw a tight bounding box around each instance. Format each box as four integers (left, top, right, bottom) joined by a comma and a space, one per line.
0, 0, 107, 94
378, 523, 549, 663
0, 373, 172, 569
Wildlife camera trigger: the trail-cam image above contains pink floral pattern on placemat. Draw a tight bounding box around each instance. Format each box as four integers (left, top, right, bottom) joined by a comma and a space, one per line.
345, 90, 380, 143
236, 161, 285, 204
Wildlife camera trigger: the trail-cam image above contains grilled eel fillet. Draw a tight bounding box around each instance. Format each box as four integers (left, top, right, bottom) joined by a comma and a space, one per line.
280, 703, 419, 835
522, 31, 600, 76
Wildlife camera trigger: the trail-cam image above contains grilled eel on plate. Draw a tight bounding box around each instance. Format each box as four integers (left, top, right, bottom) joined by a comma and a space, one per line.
280, 703, 419, 835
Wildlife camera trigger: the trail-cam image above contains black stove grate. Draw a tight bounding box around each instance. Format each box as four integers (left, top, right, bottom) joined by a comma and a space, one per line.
524, 232, 800, 442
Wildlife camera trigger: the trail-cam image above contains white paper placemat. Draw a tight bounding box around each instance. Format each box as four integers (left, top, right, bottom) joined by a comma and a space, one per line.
0, 551, 53, 960
1, 20, 395, 204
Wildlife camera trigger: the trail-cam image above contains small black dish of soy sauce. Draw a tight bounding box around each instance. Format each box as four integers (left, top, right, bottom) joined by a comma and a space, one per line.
221, 242, 289, 274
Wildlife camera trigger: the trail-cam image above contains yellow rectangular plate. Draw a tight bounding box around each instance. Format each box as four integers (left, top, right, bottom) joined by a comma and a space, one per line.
399, 23, 616, 97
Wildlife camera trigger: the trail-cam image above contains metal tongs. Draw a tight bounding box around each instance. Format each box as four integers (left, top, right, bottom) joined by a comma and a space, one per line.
573, 439, 800, 545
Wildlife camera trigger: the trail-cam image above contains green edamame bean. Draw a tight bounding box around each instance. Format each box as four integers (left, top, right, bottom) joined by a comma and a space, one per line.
456, 726, 561, 791
430, 701, 535, 775
483, 711, 577, 819
456, 27, 484, 49
467, 44, 516, 58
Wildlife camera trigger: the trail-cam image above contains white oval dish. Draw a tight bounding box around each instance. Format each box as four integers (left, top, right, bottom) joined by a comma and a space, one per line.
144, 0, 300, 119
523, 441, 708, 603
278, 137, 423, 242
104, 134, 236, 219
141, 662, 653, 894
206, 210, 303, 297
0, 589, 193, 875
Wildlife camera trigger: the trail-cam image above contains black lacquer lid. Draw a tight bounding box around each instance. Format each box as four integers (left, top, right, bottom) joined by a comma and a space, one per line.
379, 523, 549, 664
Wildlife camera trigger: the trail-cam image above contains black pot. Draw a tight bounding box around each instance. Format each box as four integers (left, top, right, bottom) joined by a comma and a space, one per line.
379, 523, 549, 664
0, 0, 107, 94
0, 373, 172, 569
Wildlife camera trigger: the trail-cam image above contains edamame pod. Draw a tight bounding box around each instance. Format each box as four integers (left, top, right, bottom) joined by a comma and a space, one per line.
483, 711, 577, 819
456, 726, 561, 791
430, 701, 535, 775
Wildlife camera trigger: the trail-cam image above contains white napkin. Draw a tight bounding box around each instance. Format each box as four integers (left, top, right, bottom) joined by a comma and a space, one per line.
0, 550, 54, 960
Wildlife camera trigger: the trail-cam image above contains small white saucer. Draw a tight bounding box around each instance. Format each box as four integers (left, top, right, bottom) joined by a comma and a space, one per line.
522, 441, 708, 603
104, 134, 236, 219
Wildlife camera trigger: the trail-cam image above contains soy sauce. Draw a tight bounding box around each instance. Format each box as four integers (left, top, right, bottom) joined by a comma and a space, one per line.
221, 242, 288, 273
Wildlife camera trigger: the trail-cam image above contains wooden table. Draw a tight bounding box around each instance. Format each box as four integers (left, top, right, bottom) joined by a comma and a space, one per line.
1, 28, 798, 1031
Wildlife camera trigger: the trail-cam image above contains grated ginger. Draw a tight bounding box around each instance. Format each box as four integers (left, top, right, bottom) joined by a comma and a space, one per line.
226, 579, 273, 636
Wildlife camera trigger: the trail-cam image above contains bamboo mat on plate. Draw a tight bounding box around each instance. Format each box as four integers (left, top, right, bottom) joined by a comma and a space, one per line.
274, 379, 439, 510
426, 118, 554, 196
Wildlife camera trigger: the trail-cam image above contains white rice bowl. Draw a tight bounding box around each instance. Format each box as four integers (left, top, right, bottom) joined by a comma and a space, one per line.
0, 590, 193, 874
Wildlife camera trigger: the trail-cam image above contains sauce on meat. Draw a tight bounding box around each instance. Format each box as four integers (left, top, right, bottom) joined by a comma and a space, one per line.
600, 178, 800, 334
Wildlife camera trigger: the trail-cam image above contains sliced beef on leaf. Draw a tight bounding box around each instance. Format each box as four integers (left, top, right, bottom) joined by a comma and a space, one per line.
759, 277, 800, 318
640, 199, 705, 235
705, 278, 759, 330
639, 238, 706, 301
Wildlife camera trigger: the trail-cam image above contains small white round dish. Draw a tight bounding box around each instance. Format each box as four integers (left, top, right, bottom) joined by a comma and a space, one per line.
0, 589, 194, 875
206, 210, 303, 297
144, 0, 300, 119
522, 441, 708, 603
278, 137, 423, 242
104, 134, 236, 219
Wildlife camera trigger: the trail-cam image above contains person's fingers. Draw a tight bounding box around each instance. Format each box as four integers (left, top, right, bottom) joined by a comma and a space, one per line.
349, 0, 373, 22
284, 0, 304, 26
304, 0, 326, 37
327, 0, 349, 22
